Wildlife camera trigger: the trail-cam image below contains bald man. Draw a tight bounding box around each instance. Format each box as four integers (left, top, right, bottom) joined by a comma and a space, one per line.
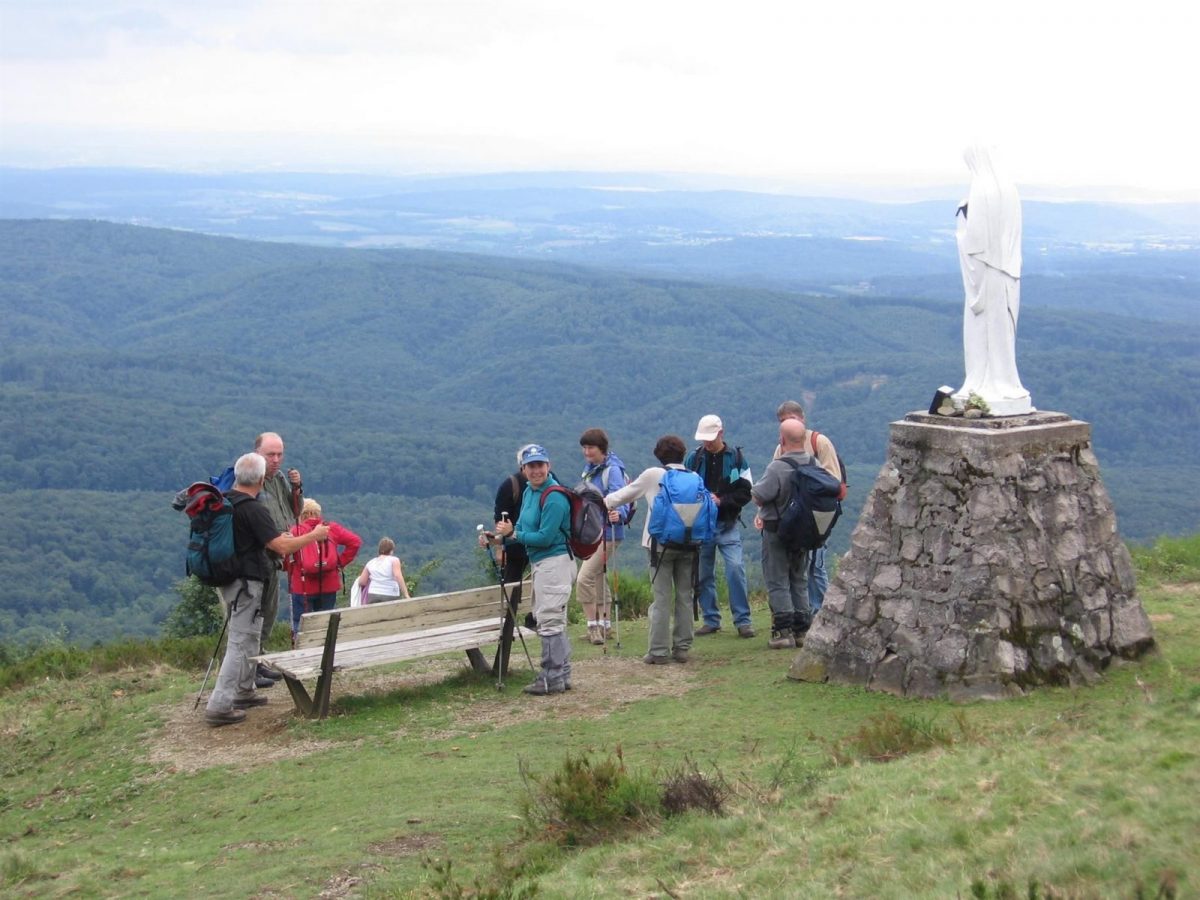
751, 418, 814, 650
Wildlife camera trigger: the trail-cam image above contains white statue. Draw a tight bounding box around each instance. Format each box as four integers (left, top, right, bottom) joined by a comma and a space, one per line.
953, 143, 1033, 416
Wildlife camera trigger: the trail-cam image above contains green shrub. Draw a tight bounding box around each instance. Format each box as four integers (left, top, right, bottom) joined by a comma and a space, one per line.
611, 570, 652, 620
161, 577, 222, 639
0, 633, 216, 693
1130, 533, 1200, 584
520, 749, 661, 846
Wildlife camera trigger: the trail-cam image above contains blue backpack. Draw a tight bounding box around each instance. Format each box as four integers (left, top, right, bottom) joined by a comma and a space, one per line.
648, 468, 718, 552
180, 482, 249, 587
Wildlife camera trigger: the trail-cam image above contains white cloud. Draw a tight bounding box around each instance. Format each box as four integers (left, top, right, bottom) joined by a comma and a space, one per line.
1, 0, 1197, 195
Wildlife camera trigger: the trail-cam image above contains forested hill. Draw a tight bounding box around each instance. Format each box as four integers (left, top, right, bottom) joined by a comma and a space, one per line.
1, 218, 1197, 645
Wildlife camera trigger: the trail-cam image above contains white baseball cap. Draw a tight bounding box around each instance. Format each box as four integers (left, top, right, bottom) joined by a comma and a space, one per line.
694, 414, 723, 441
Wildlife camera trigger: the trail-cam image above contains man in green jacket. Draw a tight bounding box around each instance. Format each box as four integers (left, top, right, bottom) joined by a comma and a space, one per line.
253, 432, 302, 682
494, 444, 577, 695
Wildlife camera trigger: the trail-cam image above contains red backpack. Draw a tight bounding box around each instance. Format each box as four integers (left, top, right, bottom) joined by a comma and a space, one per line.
539, 482, 608, 560
295, 534, 340, 586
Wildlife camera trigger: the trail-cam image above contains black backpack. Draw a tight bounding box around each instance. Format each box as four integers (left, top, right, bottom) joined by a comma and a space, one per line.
775, 458, 844, 553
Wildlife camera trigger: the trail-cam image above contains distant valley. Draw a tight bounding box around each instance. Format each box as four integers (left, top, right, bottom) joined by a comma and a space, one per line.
0, 176, 1196, 646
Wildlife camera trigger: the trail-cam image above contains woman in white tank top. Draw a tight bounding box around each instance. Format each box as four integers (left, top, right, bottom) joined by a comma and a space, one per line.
355, 537, 411, 604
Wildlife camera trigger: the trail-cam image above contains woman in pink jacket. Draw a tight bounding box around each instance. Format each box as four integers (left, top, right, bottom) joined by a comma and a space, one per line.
287, 498, 362, 641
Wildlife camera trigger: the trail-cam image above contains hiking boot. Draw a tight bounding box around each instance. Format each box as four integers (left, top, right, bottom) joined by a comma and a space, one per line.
604, 626, 613, 641
768, 631, 796, 649
205, 708, 246, 728
793, 629, 809, 647
587, 625, 605, 645
695, 624, 721, 636
523, 679, 565, 696
255, 676, 277, 689
642, 654, 670, 665
672, 650, 689, 664
233, 694, 269, 709
256, 663, 280, 681
737, 625, 757, 638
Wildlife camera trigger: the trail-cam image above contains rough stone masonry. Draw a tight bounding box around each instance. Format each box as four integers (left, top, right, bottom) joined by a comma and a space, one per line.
788, 411, 1155, 700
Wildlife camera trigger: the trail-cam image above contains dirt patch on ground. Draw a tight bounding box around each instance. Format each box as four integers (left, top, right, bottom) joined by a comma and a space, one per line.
431, 654, 700, 739
1154, 581, 1199, 597
146, 652, 700, 774
367, 833, 443, 856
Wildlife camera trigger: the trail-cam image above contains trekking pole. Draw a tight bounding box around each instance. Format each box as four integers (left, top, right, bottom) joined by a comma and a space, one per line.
479, 525, 535, 683
194, 602, 231, 710
611, 540, 621, 651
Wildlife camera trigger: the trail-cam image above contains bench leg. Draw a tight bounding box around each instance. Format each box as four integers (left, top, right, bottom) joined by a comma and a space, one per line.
492, 609, 516, 678
281, 674, 317, 718
308, 612, 341, 719
465, 648, 490, 674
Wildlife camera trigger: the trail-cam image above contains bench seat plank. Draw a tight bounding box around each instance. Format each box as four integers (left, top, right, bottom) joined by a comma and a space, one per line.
259, 620, 532, 680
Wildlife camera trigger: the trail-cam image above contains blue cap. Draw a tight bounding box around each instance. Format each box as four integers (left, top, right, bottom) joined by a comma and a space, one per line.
520, 444, 550, 466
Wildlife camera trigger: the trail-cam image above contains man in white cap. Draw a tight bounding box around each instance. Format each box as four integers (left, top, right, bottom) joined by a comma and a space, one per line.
493, 444, 577, 695
684, 415, 756, 638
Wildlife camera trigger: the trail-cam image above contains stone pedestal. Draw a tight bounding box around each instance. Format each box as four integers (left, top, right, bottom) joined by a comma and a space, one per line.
788, 411, 1155, 700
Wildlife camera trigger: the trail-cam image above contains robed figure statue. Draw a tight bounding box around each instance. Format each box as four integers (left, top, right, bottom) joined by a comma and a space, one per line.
952, 144, 1033, 416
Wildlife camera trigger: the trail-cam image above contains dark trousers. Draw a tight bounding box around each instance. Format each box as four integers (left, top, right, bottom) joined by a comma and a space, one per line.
493, 550, 528, 677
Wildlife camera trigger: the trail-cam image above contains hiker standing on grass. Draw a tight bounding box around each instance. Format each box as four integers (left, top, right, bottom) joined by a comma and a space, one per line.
206, 453, 329, 728
287, 498, 362, 640
355, 537, 411, 604
492, 444, 576, 696
686, 415, 756, 639
253, 432, 303, 686
604, 435, 699, 665
576, 428, 631, 646
756, 401, 845, 621
751, 419, 815, 649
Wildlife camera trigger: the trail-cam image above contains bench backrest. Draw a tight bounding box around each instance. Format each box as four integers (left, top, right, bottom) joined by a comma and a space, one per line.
294, 582, 529, 649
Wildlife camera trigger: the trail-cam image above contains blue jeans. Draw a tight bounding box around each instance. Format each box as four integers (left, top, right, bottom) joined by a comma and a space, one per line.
290, 592, 337, 636
696, 524, 751, 629
807, 546, 829, 614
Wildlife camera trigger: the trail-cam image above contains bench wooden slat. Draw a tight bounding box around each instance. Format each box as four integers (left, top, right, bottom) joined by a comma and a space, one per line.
294, 582, 527, 649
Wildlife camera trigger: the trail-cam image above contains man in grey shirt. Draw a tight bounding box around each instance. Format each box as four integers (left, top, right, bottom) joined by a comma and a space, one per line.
751, 418, 813, 650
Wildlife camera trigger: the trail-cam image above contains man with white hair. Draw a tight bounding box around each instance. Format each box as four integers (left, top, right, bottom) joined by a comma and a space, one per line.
205, 453, 328, 727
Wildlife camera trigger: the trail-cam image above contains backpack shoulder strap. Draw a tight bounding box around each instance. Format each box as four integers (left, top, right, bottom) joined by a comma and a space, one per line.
687, 449, 703, 473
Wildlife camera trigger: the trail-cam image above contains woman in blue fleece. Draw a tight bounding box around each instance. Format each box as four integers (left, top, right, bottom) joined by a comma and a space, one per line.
493, 444, 577, 695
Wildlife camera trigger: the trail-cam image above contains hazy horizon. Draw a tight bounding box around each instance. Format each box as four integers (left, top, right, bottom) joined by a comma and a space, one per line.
3, 1, 1199, 202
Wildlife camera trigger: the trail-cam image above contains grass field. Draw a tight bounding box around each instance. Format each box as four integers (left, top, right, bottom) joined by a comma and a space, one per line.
1, 537, 1197, 898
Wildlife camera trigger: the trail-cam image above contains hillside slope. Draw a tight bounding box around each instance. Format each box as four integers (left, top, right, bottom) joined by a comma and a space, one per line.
0, 219, 1196, 643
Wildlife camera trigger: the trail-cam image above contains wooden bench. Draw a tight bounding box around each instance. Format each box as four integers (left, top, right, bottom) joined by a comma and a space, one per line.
253, 581, 531, 719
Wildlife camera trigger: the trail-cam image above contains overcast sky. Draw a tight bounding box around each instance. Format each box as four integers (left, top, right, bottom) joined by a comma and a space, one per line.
2, 0, 1198, 199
